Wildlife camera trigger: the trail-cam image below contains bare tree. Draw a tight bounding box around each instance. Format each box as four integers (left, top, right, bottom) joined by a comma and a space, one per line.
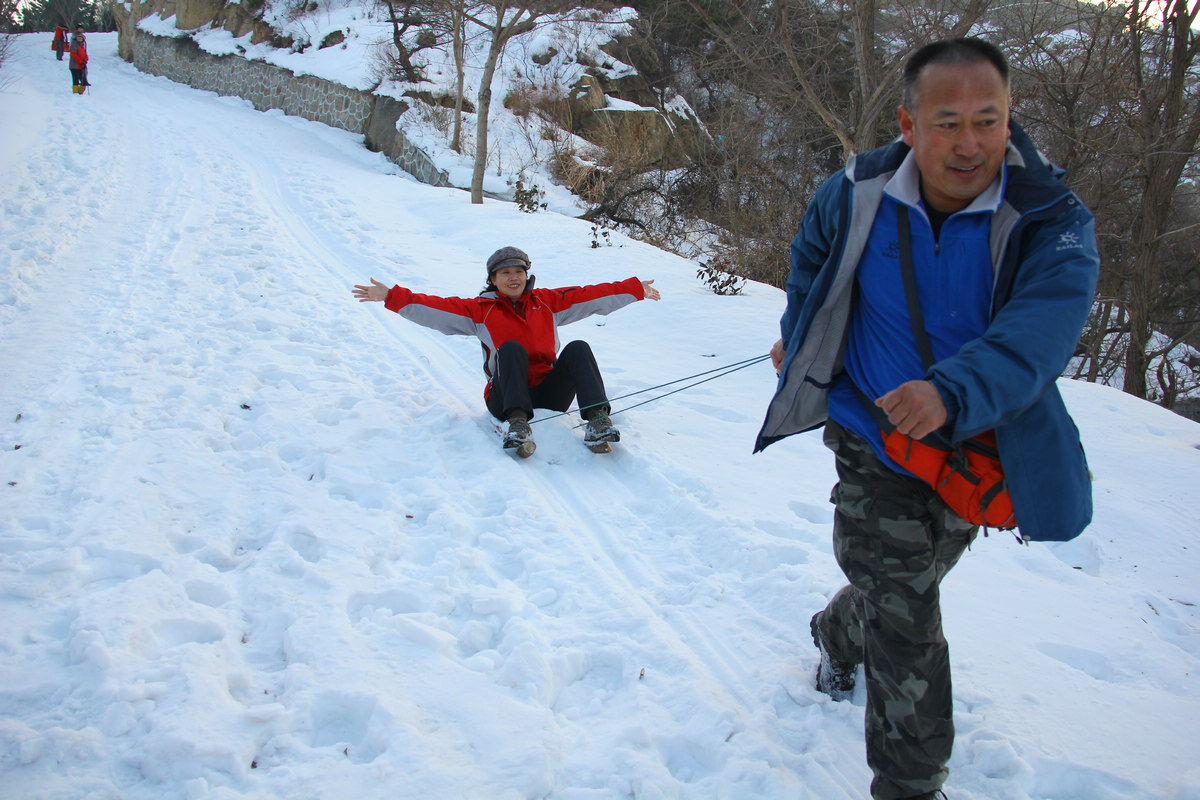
606, 0, 992, 282
1006, 0, 1200, 406
682, 0, 992, 160
457, 0, 577, 204
18, 0, 95, 29
444, 0, 472, 152
378, 0, 448, 83
1119, 0, 1200, 400
0, 22, 14, 94
0, 0, 20, 88
676, 88, 834, 285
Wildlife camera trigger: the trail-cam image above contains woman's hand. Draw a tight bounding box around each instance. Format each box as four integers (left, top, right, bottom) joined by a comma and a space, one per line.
642, 280, 661, 301
352, 278, 389, 303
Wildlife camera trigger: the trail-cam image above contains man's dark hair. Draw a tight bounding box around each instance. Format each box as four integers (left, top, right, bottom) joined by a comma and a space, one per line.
902, 38, 1009, 110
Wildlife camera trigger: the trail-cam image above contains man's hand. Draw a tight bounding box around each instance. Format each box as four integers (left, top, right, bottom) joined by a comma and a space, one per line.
770, 339, 785, 373
352, 278, 389, 303
876, 380, 947, 440
641, 279, 661, 301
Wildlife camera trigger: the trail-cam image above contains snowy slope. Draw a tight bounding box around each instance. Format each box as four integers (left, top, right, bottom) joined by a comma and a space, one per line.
1, 34, 1199, 800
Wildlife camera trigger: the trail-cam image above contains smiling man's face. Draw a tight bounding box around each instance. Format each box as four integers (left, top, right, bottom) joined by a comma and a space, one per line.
898, 59, 1010, 214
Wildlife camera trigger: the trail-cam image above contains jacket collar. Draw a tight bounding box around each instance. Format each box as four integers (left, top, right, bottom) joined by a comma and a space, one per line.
883, 148, 1005, 215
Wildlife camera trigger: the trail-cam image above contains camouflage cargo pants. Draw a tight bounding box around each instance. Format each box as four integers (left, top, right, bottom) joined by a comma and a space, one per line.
817, 420, 978, 800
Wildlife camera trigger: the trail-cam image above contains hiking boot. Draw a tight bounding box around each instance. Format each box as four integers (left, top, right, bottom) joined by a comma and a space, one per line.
503, 417, 533, 450
810, 611, 857, 701
583, 413, 620, 445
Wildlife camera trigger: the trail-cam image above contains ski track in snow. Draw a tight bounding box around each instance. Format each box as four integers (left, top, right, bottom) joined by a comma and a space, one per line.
2, 33, 1200, 800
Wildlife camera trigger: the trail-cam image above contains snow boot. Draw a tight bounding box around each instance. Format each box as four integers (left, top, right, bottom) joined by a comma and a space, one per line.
583, 413, 619, 453
503, 414, 535, 458
810, 611, 856, 701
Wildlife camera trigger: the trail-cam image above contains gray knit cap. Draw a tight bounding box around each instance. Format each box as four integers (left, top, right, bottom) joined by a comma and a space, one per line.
486, 246, 531, 276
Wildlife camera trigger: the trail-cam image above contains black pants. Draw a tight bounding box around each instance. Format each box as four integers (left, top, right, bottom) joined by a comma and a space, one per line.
486, 340, 610, 421
70, 68, 86, 87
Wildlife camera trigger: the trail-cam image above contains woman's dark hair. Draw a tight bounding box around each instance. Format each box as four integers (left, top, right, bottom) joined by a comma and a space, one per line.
902, 38, 1009, 110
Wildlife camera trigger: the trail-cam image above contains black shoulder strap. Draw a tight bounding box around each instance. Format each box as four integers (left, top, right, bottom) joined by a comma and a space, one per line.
853, 204, 951, 448
896, 204, 936, 371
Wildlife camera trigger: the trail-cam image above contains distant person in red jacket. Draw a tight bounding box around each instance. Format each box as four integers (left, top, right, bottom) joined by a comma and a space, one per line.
353, 246, 661, 456
52, 26, 69, 60
68, 31, 88, 94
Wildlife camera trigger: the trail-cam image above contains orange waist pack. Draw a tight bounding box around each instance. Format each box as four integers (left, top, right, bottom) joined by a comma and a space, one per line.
880, 428, 1016, 529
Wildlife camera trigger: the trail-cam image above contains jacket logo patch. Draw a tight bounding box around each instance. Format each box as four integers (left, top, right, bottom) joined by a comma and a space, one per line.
883, 240, 900, 259
1056, 231, 1083, 251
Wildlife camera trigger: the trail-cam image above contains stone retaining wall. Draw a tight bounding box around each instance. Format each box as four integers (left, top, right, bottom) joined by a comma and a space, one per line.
133, 29, 450, 188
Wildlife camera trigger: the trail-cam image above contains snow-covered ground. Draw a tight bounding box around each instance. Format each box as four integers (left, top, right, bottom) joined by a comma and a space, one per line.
2, 33, 1199, 800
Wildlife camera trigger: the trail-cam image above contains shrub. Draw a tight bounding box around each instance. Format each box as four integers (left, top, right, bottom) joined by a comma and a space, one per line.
696, 255, 746, 296
514, 181, 547, 213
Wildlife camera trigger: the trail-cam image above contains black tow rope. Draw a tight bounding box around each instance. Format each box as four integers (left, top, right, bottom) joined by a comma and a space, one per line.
527, 354, 773, 427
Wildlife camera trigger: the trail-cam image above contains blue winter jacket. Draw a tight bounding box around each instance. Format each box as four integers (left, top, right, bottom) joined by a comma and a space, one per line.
755, 123, 1100, 542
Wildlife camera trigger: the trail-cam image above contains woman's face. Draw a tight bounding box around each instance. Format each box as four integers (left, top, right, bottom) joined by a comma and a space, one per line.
491, 265, 528, 300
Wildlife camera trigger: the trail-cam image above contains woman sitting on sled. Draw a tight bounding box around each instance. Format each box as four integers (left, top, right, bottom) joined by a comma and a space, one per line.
353, 246, 660, 456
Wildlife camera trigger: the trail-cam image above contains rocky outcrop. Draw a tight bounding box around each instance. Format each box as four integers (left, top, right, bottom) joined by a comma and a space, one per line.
567, 73, 704, 170
174, 0, 224, 29
113, 0, 163, 62
320, 29, 345, 49
112, 0, 270, 62
362, 95, 452, 187
215, 3, 260, 40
